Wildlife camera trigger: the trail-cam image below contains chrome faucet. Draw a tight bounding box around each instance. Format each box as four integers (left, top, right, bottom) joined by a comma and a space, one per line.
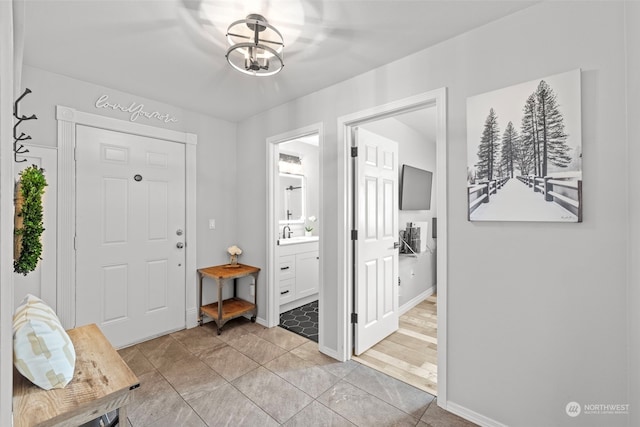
282, 225, 292, 239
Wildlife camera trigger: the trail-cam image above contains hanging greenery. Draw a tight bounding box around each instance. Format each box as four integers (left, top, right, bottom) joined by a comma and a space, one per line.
14, 165, 47, 275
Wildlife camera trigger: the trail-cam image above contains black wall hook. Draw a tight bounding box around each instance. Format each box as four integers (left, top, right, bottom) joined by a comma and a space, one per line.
13, 88, 36, 163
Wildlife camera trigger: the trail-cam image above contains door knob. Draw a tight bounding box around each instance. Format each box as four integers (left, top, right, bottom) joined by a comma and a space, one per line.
176, 242, 184, 249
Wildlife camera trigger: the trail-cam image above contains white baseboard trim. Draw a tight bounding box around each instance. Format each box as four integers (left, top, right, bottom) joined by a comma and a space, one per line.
255, 317, 268, 327
399, 286, 434, 316
318, 343, 341, 361
279, 293, 318, 314
446, 401, 508, 427
186, 308, 199, 328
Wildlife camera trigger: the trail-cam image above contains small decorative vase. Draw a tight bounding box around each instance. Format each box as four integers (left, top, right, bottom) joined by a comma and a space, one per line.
305, 230, 312, 237
230, 254, 238, 265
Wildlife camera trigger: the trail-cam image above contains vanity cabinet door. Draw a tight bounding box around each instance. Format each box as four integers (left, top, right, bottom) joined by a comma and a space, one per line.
295, 250, 319, 299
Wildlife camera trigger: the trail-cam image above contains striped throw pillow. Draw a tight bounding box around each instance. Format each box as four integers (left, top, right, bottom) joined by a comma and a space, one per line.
13, 294, 76, 390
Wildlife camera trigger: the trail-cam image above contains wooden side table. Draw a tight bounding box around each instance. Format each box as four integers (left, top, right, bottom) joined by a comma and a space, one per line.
197, 263, 260, 335
13, 323, 140, 427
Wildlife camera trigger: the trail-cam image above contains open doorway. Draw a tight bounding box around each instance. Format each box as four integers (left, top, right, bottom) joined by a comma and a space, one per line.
352, 108, 438, 395
266, 124, 324, 345
337, 88, 448, 403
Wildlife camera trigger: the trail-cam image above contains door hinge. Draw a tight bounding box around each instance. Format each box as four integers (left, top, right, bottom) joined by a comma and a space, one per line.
351, 146, 358, 157
351, 230, 358, 240
73, 235, 77, 250
351, 313, 358, 324
74, 147, 77, 161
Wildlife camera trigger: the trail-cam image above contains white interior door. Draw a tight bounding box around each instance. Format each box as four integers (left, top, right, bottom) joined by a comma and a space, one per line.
13, 145, 57, 311
354, 127, 399, 355
75, 125, 186, 348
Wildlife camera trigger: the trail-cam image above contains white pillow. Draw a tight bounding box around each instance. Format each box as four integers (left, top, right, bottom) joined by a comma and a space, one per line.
13, 294, 76, 390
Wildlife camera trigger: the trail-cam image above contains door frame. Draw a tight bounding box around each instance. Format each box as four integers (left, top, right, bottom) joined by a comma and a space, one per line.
266, 123, 324, 330
337, 88, 448, 404
56, 105, 198, 333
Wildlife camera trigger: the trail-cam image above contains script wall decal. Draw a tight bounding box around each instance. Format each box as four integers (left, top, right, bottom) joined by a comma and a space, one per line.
95, 95, 179, 124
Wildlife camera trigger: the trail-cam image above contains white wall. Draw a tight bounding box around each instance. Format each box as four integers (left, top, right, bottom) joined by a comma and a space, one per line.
20, 65, 239, 311
361, 116, 437, 307
626, 2, 640, 426
236, 2, 632, 426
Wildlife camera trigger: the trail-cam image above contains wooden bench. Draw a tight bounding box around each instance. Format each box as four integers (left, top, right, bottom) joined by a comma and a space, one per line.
13, 323, 140, 427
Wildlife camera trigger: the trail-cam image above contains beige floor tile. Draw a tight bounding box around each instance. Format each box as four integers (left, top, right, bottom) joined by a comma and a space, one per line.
136, 399, 206, 427
253, 326, 309, 350
170, 326, 227, 356
189, 382, 279, 426
136, 335, 192, 370
226, 333, 287, 365
118, 346, 155, 377
232, 366, 313, 423
200, 345, 259, 381
283, 401, 355, 427
265, 352, 340, 398
211, 321, 255, 343
291, 341, 359, 378
128, 370, 186, 426
344, 364, 434, 419
317, 380, 419, 427
157, 353, 226, 401
421, 400, 478, 427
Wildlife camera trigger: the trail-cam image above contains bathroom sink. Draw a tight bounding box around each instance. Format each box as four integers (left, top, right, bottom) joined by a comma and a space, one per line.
278, 236, 319, 246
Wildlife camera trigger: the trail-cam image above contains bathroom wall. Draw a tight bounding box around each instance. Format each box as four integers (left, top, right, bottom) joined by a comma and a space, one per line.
361, 116, 437, 308
236, 2, 632, 425
20, 65, 239, 310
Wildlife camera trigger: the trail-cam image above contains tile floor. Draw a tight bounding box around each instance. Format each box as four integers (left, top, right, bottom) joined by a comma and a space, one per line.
118, 317, 476, 427
279, 300, 319, 342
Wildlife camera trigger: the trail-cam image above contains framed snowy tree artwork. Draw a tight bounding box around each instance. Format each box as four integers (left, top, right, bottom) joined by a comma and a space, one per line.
466, 69, 582, 222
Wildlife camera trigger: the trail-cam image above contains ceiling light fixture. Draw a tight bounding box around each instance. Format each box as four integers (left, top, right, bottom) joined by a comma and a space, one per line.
225, 14, 284, 77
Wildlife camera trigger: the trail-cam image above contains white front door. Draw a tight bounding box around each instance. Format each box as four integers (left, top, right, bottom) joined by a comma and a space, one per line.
354, 128, 399, 355
75, 125, 186, 348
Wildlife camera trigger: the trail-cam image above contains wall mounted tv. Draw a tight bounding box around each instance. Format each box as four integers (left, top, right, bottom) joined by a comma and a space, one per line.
400, 164, 433, 210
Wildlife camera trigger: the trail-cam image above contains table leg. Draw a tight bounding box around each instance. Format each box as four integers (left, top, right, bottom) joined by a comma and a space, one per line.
251, 272, 258, 323
198, 273, 203, 326
117, 405, 127, 427
216, 278, 223, 335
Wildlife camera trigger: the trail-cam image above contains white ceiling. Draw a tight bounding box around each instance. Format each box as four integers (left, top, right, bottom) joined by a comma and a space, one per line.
23, 0, 535, 123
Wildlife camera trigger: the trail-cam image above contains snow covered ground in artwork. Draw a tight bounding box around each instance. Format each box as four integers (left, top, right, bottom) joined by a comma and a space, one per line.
470, 179, 578, 222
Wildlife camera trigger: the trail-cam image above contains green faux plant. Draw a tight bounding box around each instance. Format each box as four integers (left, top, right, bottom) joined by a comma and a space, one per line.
14, 165, 47, 275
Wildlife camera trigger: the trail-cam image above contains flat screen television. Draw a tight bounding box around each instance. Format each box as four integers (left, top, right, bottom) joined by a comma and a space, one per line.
400, 164, 433, 210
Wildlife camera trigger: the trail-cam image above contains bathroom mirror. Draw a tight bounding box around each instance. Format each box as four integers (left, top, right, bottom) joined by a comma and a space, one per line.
279, 173, 305, 223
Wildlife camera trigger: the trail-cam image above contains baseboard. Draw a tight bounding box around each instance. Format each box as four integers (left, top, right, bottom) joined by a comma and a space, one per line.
318, 343, 341, 361
254, 316, 268, 327
445, 401, 508, 427
186, 308, 199, 328
279, 293, 318, 314
399, 286, 434, 316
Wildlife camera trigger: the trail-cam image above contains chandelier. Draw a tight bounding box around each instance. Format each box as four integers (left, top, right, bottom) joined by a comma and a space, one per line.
225, 14, 284, 77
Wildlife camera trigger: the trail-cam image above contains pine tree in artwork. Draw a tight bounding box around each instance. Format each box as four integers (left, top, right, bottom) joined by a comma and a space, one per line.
520, 94, 539, 176
535, 80, 571, 175
500, 121, 518, 178
476, 108, 500, 181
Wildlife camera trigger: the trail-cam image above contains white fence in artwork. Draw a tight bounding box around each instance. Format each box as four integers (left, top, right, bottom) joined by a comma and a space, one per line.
468, 172, 582, 222
516, 172, 582, 221
467, 177, 510, 220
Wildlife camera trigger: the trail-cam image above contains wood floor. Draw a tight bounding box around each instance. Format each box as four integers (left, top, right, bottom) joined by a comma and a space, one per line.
353, 294, 437, 395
